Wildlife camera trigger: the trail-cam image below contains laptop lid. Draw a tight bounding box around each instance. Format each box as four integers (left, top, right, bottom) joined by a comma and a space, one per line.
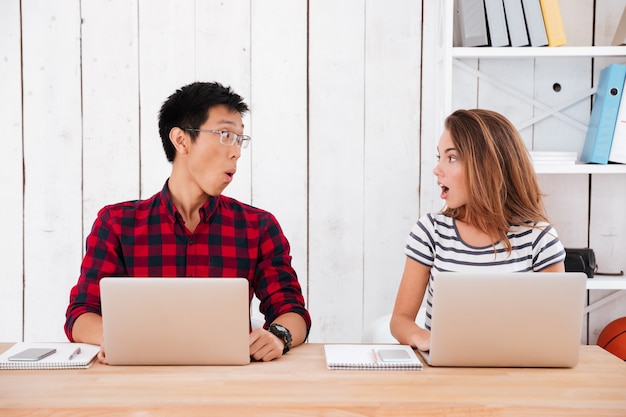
421, 272, 587, 368
100, 277, 251, 366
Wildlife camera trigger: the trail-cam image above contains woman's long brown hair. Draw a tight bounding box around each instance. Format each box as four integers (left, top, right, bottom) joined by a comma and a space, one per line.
441, 109, 549, 252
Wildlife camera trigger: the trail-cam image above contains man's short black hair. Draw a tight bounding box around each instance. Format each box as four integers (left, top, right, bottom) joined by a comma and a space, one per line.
158, 82, 249, 162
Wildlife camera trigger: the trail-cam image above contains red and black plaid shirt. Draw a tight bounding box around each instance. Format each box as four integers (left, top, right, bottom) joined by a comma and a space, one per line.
64, 181, 310, 340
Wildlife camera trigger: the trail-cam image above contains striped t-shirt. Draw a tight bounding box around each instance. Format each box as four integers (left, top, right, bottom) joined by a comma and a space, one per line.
404, 213, 566, 330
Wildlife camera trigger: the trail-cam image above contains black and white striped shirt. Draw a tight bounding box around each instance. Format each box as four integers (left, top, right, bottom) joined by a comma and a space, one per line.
405, 213, 566, 330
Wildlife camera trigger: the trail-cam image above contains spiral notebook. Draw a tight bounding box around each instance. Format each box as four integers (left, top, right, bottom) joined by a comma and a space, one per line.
324, 344, 422, 370
0, 342, 100, 370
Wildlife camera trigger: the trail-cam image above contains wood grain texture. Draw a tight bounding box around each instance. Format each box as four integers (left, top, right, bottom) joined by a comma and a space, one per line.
0, 343, 625, 416
21, 0, 83, 341
362, 0, 422, 335
0, 0, 24, 341
308, 0, 366, 342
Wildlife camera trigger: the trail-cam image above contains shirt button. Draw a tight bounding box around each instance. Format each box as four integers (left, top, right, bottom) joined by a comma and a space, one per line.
188, 240, 193, 245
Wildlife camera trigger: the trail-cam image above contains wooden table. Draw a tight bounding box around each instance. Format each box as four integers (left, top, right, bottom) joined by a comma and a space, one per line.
1, 343, 625, 416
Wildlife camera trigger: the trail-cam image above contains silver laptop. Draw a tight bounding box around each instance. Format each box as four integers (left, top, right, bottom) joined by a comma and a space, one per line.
419, 272, 587, 368
100, 277, 251, 365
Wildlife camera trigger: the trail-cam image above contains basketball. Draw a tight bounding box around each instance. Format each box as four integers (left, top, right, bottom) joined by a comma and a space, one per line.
597, 317, 626, 360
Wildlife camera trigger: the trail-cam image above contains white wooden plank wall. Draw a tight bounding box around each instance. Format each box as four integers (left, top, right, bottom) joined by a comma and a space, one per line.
0, 0, 24, 341
2, 0, 624, 344
308, 0, 367, 342
1, 0, 423, 343
82, 0, 140, 240
362, 0, 421, 335
21, 0, 84, 341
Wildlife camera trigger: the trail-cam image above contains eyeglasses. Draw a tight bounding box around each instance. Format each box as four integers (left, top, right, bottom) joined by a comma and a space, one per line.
184, 128, 251, 149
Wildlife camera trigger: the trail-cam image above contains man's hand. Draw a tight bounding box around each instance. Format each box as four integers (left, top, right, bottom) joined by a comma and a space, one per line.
249, 328, 284, 361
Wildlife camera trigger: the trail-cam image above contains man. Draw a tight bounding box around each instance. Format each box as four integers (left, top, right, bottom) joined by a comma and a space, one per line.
65, 82, 310, 363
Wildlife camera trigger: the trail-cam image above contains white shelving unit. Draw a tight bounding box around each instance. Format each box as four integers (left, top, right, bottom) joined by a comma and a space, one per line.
533, 164, 626, 174
585, 277, 626, 316
420, 1, 626, 215
452, 46, 626, 59
421, 0, 626, 344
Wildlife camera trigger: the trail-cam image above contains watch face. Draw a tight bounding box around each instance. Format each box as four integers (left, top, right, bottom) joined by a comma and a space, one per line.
273, 324, 287, 334
269, 324, 292, 353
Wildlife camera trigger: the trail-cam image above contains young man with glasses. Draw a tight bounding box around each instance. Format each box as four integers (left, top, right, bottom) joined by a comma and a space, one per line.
64, 82, 310, 363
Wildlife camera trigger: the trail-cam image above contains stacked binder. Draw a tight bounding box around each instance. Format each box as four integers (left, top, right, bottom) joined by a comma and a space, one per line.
454, 0, 566, 47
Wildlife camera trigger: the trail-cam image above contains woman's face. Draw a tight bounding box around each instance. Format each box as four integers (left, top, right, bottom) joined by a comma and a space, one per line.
433, 129, 468, 209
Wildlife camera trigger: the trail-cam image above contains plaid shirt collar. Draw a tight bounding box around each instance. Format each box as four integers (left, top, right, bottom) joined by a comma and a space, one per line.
160, 180, 221, 225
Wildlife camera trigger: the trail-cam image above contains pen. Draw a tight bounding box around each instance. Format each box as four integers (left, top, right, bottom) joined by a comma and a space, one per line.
68, 347, 81, 360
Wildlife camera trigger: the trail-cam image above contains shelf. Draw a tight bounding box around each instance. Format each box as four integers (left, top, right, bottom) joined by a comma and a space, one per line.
587, 277, 626, 290
533, 164, 626, 174
452, 46, 626, 59
585, 277, 626, 315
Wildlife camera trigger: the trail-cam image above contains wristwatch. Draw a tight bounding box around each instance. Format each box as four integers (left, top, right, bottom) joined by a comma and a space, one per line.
268, 323, 292, 355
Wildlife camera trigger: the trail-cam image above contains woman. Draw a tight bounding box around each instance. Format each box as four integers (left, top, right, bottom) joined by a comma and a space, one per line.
390, 109, 565, 352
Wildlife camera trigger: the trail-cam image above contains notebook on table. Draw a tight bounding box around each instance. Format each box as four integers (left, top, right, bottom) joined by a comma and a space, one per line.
419, 271, 587, 368
100, 277, 251, 366
0, 342, 100, 370
324, 344, 422, 370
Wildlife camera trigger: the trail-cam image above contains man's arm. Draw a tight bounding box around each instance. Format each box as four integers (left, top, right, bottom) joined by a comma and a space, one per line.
71, 312, 107, 363
65, 205, 125, 363
251, 212, 311, 361
249, 312, 307, 362
273, 311, 307, 348
71, 312, 103, 345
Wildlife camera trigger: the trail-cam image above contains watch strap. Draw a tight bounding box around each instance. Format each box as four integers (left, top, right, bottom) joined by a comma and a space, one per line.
268, 323, 292, 354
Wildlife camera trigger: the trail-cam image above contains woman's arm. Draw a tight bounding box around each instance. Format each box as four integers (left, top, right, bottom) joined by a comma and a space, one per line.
541, 261, 566, 272
390, 257, 432, 351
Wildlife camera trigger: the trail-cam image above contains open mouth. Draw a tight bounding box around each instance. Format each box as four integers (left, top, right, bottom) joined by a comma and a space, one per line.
440, 184, 449, 199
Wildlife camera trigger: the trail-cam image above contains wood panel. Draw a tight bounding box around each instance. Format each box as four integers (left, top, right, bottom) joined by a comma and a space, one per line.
308, 0, 365, 342
420, 1, 450, 216
0, 0, 24, 341
249, 0, 309, 321
362, 0, 422, 334
22, 0, 83, 341
81, 0, 140, 240
137, 0, 195, 198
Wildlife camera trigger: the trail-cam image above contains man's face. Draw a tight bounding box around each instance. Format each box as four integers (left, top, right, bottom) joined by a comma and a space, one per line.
185, 104, 244, 196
